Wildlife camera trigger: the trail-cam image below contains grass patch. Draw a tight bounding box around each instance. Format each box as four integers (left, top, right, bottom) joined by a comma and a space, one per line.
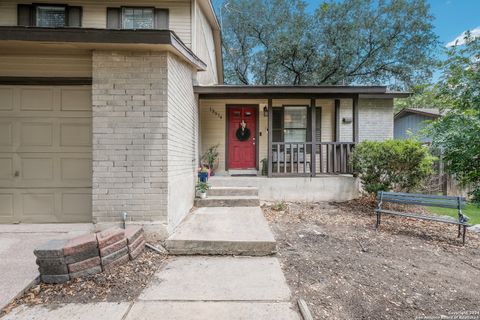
428, 203, 480, 225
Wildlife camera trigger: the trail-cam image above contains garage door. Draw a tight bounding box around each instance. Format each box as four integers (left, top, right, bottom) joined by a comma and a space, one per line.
0, 85, 92, 223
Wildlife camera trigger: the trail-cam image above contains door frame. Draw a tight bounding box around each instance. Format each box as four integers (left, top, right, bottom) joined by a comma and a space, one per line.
225, 104, 259, 171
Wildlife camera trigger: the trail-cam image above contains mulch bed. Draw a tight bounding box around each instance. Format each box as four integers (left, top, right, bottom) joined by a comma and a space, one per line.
264, 198, 480, 320
1, 247, 168, 317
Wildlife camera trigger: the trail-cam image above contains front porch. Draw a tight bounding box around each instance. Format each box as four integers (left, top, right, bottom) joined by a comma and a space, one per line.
197, 87, 376, 178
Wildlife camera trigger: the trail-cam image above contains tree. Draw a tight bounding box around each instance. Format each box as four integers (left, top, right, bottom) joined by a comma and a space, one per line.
220, 0, 438, 88
393, 84, 453, 112
428, 34, 480, 202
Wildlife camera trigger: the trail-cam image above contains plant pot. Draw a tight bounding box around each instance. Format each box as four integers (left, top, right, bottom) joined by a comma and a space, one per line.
198, 172, 208, 182
199, 192, 207, 199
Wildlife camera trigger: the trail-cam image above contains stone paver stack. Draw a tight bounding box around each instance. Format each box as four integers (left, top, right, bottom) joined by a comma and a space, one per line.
97, 228, 128, 271
34, 239, 70, 284
34, 227, 145, 284
65, 233, 101, 279
126, 226, 145, 260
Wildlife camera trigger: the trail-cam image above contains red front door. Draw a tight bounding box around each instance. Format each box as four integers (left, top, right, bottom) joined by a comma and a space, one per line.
228, 106, 257, 169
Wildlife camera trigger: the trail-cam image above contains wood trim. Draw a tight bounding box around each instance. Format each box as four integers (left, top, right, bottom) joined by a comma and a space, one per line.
334, 99, 340, 142
310, 98, 316, 177
0, 26, 207, 71
225, 104, 259, 172
353, 95, 359, 143
267, 98, 273, 177
0, 76, 92, 85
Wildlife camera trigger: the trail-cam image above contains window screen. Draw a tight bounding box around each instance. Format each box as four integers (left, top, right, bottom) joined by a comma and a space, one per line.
122, 8, 154, 29
36, 6, 66, 27
284, 106, 307, 142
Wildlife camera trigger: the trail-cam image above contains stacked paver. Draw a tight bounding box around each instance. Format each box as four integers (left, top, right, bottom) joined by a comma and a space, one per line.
98, 228, 128, 271
126, 226, 146, 260
34, 226, 145, 284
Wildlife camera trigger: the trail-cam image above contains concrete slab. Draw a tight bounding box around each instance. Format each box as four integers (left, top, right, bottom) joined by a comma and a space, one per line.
0, 224, 93, 310
2, 302, 130, 320
125, 301, 300, 320
165, 207, 276, 255
139, 256, 291, 301
208, 187, 258, 197
194, 195, 260, 207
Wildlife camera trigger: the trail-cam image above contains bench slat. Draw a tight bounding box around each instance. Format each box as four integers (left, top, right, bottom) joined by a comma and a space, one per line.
379, 199, 463, 209
376, 209, 470, 226
378, 191, 465, 201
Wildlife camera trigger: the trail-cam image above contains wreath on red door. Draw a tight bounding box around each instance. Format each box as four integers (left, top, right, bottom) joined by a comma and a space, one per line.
236, 127, 251, 141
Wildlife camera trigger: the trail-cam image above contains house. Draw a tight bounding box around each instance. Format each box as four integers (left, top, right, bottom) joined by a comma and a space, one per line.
394, 108, 441, 142
0, 1, 408, 238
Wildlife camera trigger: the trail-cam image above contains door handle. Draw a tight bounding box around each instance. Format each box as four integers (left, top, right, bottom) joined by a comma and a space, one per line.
14, 170, 19, 177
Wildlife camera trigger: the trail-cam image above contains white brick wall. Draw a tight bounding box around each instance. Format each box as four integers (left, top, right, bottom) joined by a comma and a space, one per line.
358, 98, 394, 141
339, 99, 353, 142
166, 53, 198, 231
91, 51, 198, 237
92, 51, 169, 231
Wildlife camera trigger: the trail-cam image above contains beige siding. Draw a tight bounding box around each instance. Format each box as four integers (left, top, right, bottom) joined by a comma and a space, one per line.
358, 98, 394, 141
194, 2, 218, 85
0, 0, 192, 46
0, 49, 92, 77
166, 53, 197, 231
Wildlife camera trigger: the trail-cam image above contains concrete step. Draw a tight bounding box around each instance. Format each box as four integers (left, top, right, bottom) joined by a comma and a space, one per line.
194, 195, 259, 207
166, 207, 276, 255
208, 187, 258, 197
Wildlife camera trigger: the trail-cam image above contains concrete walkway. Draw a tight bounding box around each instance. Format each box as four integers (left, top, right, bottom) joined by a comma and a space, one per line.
0, 224, 93, 311
2, 186, 300, 319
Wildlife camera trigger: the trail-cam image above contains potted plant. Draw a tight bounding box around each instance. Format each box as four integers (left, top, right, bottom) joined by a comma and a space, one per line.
196, 181, 210, 199
201, 144, 219, 176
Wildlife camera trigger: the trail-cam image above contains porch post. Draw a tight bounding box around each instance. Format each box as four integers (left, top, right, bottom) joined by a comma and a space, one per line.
267, 98, 273, 177
353, 94, 359, 143
310, 98, 316, 177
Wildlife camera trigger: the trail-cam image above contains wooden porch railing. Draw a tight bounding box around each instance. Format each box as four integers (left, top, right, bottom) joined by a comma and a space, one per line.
270, 142, 356, 177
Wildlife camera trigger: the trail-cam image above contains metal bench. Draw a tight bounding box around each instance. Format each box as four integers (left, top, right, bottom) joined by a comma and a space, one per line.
375, 191, 471, 244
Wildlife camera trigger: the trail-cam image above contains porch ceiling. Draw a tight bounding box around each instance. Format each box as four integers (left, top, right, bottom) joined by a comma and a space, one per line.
194, 85, 410, 99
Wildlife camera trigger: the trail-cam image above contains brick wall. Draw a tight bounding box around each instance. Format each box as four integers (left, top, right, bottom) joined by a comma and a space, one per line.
358, 98, 394, 142
339, 99, 353, 142
91, 51, 169, 235
91, 51, 198, 237
166, 53, 198, 231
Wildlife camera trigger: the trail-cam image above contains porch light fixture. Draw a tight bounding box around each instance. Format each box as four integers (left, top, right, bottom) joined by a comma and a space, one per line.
263, 106, 268, 117
342, 117, 352, 124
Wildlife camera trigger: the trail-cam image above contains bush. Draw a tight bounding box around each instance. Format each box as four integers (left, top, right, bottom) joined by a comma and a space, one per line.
351, 139, 435, 194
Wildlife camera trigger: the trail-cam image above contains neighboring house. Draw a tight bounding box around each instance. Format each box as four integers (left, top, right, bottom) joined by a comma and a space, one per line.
394, 108, 441, 142
0, 1, 407, 238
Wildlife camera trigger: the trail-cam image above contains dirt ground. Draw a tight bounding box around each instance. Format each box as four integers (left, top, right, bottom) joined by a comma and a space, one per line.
1, 247, 168, 317
264, 199, 480, 320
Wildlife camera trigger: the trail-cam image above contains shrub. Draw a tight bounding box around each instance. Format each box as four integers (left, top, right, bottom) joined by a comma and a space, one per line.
351, 139, 435, 194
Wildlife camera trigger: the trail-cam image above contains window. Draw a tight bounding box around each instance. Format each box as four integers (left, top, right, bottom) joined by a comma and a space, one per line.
122, 8, 154, 29
284, 106, 307, 142
36, 6, 65, 27
107, 7, 168, 29
17, 4, 82, 27
272, 106, 321, 143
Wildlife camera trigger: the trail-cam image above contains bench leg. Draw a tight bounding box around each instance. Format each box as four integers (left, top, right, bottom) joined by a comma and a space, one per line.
458, 224, 461, 238
463, 225, 467, 245
375, 212, 381, 229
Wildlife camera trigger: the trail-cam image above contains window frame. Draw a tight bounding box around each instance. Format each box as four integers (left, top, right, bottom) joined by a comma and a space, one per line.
282, 105, 309, 143
32, 3, 67, 27
18, 3, 82, 27
121, 6, 156, 30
